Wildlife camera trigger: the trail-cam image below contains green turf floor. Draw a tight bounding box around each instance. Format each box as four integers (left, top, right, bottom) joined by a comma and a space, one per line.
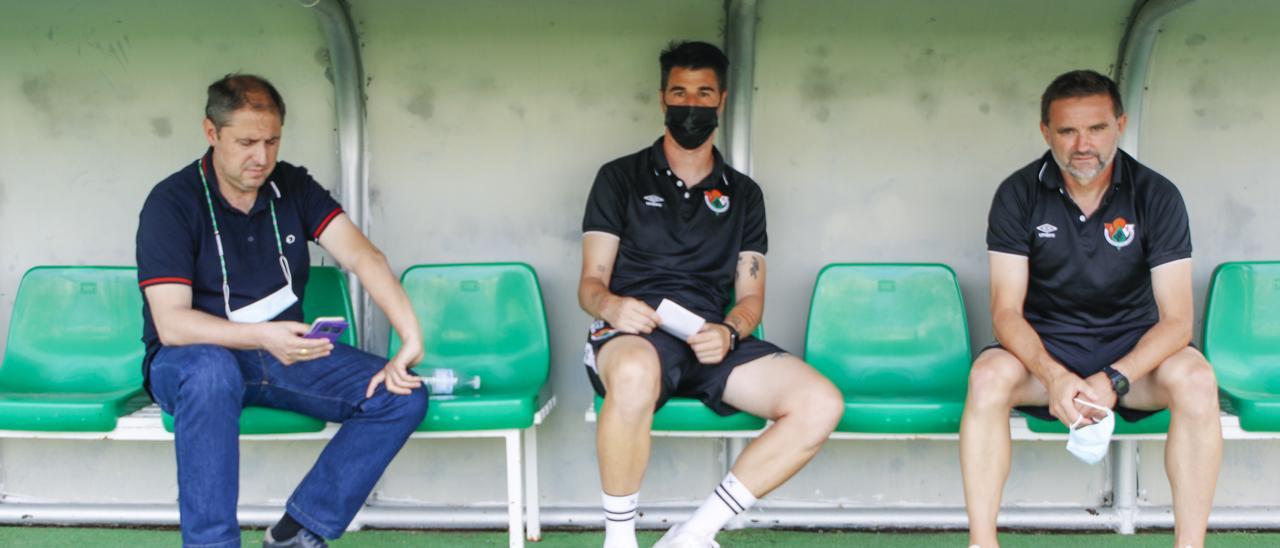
2, 527, 1279, 547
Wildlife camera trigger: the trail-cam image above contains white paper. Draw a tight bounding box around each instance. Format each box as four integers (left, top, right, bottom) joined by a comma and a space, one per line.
656, 299, 706, 341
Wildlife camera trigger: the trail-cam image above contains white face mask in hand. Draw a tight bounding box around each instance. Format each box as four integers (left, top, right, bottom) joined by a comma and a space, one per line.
1066, 398, 1115, 465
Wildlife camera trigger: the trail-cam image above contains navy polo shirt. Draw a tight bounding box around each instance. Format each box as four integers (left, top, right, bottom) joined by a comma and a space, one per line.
582, 138, 768, 318
986, 149, 1191, 336
136, 148, 343, 390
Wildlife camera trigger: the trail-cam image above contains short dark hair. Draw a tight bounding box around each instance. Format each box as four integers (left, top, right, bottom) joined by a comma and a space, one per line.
1040, 70, 1123, 125
659, 41, 729, 91
205, 74, 286, 130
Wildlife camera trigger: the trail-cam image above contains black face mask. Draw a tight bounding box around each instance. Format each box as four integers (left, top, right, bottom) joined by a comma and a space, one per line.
664, 104, 719, 150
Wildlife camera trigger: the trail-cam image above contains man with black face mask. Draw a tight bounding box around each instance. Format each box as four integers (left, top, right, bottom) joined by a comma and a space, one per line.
577, 41, 843, 548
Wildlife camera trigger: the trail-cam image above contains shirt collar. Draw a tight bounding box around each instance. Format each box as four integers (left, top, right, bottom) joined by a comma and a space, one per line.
648, 137, 729, 189
1037, 148, 1129, 192
200, 147, 280, 216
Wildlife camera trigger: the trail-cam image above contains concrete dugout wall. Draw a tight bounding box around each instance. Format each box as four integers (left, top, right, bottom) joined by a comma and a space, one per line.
1, 0, 1278, 519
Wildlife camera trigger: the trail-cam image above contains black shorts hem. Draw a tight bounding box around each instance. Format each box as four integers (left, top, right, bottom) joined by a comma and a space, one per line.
583, 322, 787, 417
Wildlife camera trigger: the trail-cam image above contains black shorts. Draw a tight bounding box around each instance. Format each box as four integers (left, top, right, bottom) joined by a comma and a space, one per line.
980, 324, 1164, 423
583, 319, 787, 416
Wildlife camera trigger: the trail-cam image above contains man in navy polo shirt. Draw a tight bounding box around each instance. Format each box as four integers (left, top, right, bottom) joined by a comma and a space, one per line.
959, 70, 1222, 548
136, 74, 427, 548
578, 41, 843, 548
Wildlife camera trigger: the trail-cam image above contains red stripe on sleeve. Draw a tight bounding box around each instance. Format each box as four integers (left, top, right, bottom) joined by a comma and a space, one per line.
313, 207, 344, 240
139, 277, 193, 288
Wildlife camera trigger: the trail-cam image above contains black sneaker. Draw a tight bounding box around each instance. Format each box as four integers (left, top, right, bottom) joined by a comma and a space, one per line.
262, 527, 328, 548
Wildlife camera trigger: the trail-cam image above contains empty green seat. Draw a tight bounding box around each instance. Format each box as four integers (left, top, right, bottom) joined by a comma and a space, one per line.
804, 264, 970, 434
391, 263, 550, 432
1203, 261, 1280, 432
0, 267, 149, 432
161, 266, 356, 435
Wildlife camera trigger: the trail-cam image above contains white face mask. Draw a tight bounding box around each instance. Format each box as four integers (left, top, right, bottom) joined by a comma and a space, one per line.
1066, 398, 1115, 465
224, 256, 298, 324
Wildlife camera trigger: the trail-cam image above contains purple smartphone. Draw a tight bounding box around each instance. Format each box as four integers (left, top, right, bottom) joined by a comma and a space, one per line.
304, 317, 348, 343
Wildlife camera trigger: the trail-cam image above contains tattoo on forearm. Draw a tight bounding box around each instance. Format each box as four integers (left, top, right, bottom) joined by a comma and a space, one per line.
750, 256, 760, 279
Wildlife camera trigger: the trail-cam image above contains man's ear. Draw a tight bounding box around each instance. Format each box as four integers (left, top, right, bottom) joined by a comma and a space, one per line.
202, 118, 218, 146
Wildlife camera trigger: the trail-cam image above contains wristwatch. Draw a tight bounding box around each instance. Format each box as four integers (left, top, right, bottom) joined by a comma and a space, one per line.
1102, 365, 1130, 396
723, 323, 740, 352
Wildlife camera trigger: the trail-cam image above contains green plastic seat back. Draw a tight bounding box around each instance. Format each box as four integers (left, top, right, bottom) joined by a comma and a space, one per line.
0, 267, 145, 393
391, 263, 549, 394
302, 265, 357, 346
804, 264, 970, 398
1203, 261, 1280, 396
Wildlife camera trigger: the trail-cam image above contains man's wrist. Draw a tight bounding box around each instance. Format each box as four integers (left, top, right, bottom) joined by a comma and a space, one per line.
1102, 365, 1130, 396
721, 322, 739, 352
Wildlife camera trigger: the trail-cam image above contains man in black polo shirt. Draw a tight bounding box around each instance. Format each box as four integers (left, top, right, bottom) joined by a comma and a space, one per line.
136, 75, 427, 548
960, 70, 1222, 548
578, 41, 843, 548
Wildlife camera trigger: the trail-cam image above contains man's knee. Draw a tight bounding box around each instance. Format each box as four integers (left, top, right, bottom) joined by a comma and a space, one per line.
1161, 351, 1219, 418
367, 387, 429, 430
599, 339, 662, 409
169, 345, 242, 402
784, 372, 844, 440
966, 351, 1025, 410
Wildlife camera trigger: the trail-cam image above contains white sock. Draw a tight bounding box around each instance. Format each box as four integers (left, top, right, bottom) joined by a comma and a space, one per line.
680, 472, 758, 537
602, 491, 639, 548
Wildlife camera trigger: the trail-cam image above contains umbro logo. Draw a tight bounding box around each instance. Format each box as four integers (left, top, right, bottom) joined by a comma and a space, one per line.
1036, 223, 1057, 239
644, 195, 665, 208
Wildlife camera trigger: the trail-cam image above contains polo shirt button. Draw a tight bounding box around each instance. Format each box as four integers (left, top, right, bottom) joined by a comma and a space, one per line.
665, 170, 672, 176
248, 236, 255, 242
684, 192, 690, 199
676, 180, 684, 187
1078, 215, 1086, 222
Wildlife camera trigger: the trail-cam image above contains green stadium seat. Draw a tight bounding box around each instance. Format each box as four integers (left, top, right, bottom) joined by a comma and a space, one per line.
804, 264, 971, 434
391, 263, 551, 432
1202, 261, 1280, 432
0, 267, 150, 432
161, 265, 355, 435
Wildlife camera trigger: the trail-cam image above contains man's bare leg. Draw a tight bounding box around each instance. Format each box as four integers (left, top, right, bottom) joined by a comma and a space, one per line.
719, 353, 844, 495
960, 348, 1050, 548
1122, 347, 1221, 548
658, 352, 842, 544
595, 335, 662, 547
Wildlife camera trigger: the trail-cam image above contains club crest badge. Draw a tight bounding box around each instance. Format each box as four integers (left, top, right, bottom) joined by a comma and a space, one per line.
704, 189, 730, 215
1104, 217, 1136, 249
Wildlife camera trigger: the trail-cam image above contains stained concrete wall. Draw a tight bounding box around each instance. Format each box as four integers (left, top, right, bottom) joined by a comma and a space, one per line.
1, 0, 1279, 521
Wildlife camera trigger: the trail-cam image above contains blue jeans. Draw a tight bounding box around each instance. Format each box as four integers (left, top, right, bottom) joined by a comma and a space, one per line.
149, 343, 428, 548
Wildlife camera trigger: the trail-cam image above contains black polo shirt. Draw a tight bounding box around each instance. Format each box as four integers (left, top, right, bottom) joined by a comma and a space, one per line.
987, 149, 1191, 336
582, 138, 767, 318
136, 148, 343, 387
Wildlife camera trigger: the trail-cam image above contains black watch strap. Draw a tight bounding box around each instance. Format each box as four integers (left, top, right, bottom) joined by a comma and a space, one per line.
1103, 365, 1130, 396
723, 323, 740, 352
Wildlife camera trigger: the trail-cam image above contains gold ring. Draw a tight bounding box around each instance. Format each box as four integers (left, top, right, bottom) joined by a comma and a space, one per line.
299, 348, 309, 356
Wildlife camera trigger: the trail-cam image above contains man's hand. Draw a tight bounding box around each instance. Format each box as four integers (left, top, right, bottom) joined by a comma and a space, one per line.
688, 323, 732, 365
1047, 371, 1103, 427
366, 338, 426, 398
257, 321, 333, 365
1081, 371, 1119, 420
601, 295, 661, 334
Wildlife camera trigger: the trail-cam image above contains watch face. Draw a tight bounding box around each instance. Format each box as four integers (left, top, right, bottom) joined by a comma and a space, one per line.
1111, 372, 1130, 395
